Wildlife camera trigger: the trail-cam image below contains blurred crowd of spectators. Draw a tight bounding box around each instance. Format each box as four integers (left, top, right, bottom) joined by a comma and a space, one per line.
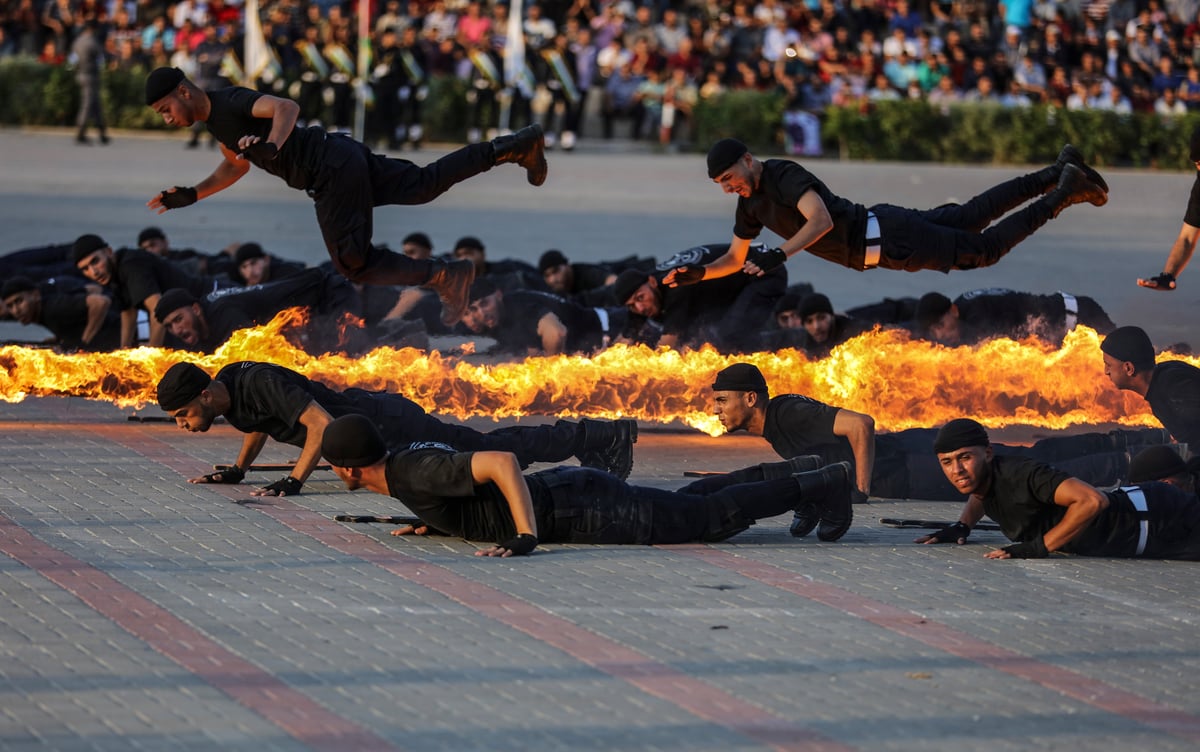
4, 0, 1200, 152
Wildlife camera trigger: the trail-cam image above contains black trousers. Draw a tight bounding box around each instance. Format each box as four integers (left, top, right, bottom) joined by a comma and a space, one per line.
309, 135, 494, 284
873, 169, 1053, 272
687, 267, 787, 352
75, 76, 106, 136
0, 243, 75, 281
1065, 483, 1200, 560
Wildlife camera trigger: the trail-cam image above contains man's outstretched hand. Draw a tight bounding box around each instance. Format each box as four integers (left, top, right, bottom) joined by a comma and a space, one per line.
148, 186, 197, 214
662, 266, 705, 287
1137, 272, 1176, 291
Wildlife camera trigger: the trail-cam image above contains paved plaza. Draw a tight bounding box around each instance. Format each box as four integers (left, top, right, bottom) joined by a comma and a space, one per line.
1, 129, 1198, 750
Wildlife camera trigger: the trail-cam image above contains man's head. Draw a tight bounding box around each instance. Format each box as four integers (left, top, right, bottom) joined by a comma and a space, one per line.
915, 292, 960, 344
401, 232, 433, 260
933, 418, 994, 495
154, 288, 208, 346
453, 236, 487, 273
538, 249, 573, 294
156, 362, 218, 432
1128, 445, 1193, 491
797, 293, 835, 343
461, 277, 503, 333
707, 138, 757, 197
1100, 326, 1156, 391
613, 269, 661, 318
710, 363, 769, 433
145, 66, 202, 127
73, 234, 115, 286
138, 226, 168, 255
234, 242, 269, 286
321, 414, 388, 490
2, 277, 41, 324
773, 292, 803, 329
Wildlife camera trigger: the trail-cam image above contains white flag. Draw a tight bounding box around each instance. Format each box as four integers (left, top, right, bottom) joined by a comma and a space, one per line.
243, 0, 278, 83
504, 0, 525, 89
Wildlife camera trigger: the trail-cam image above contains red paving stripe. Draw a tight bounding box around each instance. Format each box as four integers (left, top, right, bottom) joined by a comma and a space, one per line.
0, 514, 399, 752
91, 423, 853, 752
671, 545, 1200, 743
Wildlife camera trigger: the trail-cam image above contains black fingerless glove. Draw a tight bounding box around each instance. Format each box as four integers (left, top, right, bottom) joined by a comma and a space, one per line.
262, 476, 303, 496
1144, 272, 1176, 290
202, 465, 245, 484
671, 266, 706, 286
241, 141, 278, 161
745, 246, 788, 273
928, 521, 971, 544
499, 533, 538, 555
159, 186, 198, 210
1002, 537, 1048, 558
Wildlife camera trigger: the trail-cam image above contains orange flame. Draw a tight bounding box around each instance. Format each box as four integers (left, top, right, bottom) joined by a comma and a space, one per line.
1, 309, 1191, 435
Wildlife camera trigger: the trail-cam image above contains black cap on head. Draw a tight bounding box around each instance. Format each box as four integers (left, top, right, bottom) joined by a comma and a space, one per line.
234, 242, 266, 266
1190, 125, 1200, 162
156, 362, 212, 412
933, 418, 990, 454
1100, 326, 1156, 370
773, 292, 802, 316
798, 293, 833, 319
707, 138, 749, 179
915, 292, 954, 330
538, 249, 568, 274
145, 66, 186, 106
454, 236, 484, 252
72, 234, 108, 264
1128, 445, 1187, 483
402, 231, 432, 250
612, 268, 650, 305
712, 363, 768, 393
138, 226, 166, 245
154, 288, 199, 323
467, 276, 498, 302
321, 414, 388, 468
1, 276, 37, 300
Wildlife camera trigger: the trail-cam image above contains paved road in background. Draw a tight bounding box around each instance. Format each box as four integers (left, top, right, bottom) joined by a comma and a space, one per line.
1, 129, 1198, 751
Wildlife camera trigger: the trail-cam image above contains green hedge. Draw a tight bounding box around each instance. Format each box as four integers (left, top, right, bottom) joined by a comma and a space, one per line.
3, 58, 1197, 170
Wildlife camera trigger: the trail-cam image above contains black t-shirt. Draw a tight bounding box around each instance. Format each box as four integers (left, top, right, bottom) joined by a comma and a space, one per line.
114, 248, 213, 312
204, 86, 329, 191
761, 394, 852, 464
1183, 172, 1200, 228
37, 286, 120, 351
1145, 361, 1200, 446
569, 262, 615, 293
489, 289, 602, 353
734, 160, 867, 269
384, 447, 519, 542
953, 288, 1067, 343
978, 455, 1069, 543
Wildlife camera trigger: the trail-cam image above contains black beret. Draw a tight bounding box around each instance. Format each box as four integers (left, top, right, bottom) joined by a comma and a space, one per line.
71, 234, 108, 263
145, 66, 185, 106
712, 363, 768, 393
156, 362, 212, 412
402, 232, 433, 250
138, 226, 166, 245
933, 418, 990, 454
706, 138, 749, 179
773, 292, 802, 316
1128, 445, 1187, 483
538, 249, 569, 274
1, 276, 37, 300
798, 293, 833, 319
154, 288, 199, 323
468, 276, 498, 302
1100, 326, 1156, 369
321, 414, 388, 467
454, 236, 485, 252
234, 242, 266, 265
915, 292, 954, 330
1191, 125, 1200, 162
612, 268, 650, 305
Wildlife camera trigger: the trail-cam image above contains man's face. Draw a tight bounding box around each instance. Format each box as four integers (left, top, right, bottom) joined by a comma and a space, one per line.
162, 304, 205, 346
542, 263, 573, 294
402, 242, 432, 260
239, 257, 269, 286
140, 236, 168, 255
776, 309, 803, 329
625, 279, 661, 318
461, 291, 503, 332
170, 395, 218, 432
713, 154, 755, 197
1102, 353, 1137, 390
4, 290, 41, 324
454, 245, 486, 273
712, 390, 755, 433
332, 464, 364, 490
77, 248, 114, 286
936, 445, 993, 495
151, 91, 195, 128
928, 309, 961, 344
802, 311, 835, 343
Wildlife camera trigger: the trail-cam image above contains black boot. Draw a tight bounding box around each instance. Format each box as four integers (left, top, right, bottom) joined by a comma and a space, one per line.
761, 455, 823, 480
786, 455, 827, 537
577, 418, 638, 480
422, 258, 475, 326
1045, 163, 1107, 218
1056, 144, 1109, 196
792, 461, 853, 542
492, 124, 548, 186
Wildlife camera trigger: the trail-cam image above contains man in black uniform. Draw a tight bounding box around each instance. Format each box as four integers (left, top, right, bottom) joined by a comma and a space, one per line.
663, 139, 1107, 287
1136, 126, 1200, 291
319, 414, 855, 556
230, 242, 307, 287
452, 236, 544, 292
916, 419, 1200, 560
2, 276, 121, 351
790, 293, 872, 358
0, 241, 77, 282
154, 268, 362, 353
1101, 326, 1200, 447
137, 226, 234, 278
614, 242, 786, 352
1127, 445, 1198, 494
538, 249, 618, 306
914, 288, 1115, 346
155, 361, 639, 497
73, 233, 228, 348
460, 277, 621, 356
143, 66, 548, 325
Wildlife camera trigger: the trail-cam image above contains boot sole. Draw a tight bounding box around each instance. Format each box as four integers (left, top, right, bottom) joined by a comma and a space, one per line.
1059, 145, 1110, 194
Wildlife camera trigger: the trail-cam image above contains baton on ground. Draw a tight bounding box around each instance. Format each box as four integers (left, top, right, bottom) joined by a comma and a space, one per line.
880, 518, 1001, 531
